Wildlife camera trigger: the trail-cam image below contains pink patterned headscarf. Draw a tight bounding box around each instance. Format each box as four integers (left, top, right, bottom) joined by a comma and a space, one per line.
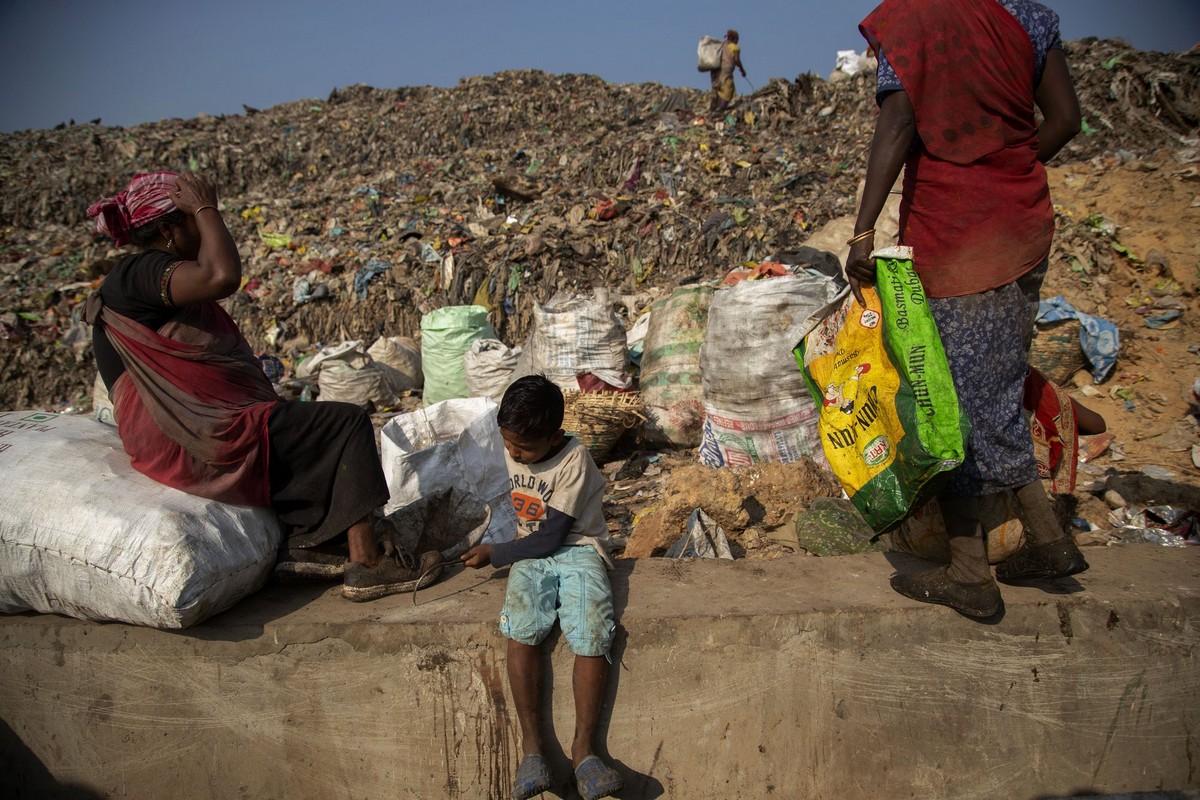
87, 171, 180, 246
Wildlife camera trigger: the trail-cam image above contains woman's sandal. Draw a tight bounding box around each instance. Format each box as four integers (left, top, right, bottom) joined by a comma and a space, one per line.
574, 755, 622, 800
512, 753, 552, 800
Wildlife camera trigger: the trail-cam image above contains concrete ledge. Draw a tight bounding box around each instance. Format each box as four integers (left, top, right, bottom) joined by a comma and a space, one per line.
2, 547, 1198, 799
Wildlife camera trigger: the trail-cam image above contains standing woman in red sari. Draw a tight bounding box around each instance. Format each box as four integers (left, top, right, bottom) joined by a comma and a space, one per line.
844, 0, 1087, 618
86, 171, 439, 601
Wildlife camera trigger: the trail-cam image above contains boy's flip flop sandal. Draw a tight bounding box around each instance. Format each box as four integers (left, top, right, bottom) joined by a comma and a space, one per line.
574, 755, 622, 800
512, 753, 552, 800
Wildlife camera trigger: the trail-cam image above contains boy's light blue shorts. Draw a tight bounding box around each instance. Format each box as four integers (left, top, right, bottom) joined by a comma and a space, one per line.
499, 545, 615, 658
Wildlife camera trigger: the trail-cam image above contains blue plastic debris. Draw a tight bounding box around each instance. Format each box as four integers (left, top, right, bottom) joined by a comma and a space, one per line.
1037, 296, 1120, 383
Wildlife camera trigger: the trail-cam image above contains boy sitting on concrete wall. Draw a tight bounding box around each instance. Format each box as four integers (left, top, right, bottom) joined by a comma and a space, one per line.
461, 375, 622, 800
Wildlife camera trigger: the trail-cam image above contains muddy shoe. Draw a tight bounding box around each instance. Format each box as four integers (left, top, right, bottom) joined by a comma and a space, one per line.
890, 566, 1002, 618
274, 547, 346, 582
996, 536, 1089, 583
341, 550, 445, 602
574, 755, 622, 800
512, 753, 553, 800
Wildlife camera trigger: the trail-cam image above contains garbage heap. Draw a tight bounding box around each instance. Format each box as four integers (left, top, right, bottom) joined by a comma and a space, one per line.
0, 39, 1195, 411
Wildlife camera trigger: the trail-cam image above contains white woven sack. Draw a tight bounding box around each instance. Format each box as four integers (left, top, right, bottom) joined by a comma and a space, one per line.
318, 361, 387, 408
464, 338, 520, 405
698, 272, 842, 468
310, 340, 390, 408
379, 398, 517, 545
532, 288, 631, 392
698, 35, 723, 71
0, 412, 280, 629
367, 336, 423, 393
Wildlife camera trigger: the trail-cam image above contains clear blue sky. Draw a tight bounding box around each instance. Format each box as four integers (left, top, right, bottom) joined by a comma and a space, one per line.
1, 0, 1196, 132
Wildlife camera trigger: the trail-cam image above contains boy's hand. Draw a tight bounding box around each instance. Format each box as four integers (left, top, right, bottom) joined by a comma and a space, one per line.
461, 544, 493, 569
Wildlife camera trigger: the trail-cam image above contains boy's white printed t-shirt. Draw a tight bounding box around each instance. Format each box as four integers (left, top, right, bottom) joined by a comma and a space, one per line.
505, 436, 612, 567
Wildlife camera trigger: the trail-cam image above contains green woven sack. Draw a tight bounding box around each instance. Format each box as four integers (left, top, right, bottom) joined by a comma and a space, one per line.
420, 305, 496, 406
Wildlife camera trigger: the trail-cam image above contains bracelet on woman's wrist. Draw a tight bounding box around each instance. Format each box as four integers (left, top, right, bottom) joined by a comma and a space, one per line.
846, 229, 875, 246
194, 205, 219, 216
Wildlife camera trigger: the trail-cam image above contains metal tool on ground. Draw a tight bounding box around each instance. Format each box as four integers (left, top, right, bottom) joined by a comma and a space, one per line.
412, 559, 464, 606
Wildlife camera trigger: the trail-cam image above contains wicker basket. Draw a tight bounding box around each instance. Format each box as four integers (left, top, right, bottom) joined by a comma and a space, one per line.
562, 391, 645, 460
1029, 319, 1086, 385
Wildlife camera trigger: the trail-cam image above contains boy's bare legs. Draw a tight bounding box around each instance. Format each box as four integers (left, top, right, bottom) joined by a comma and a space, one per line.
508, 639, 544, 757
571, 654, 608, 767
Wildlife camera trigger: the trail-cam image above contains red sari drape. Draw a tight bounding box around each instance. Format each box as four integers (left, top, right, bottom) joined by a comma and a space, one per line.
87, 294, 280, 506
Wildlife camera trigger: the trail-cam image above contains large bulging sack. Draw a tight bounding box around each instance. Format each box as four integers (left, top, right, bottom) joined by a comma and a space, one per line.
698, 35, 723, 71
797, 246, 969, 532
421, 305, 497, 406
368, 335, 423, 394
698, 270, 842, 468
0, 412, 280, 629
640, 285, 713, 447
464, 338, 521, 405
531, 289, 631, 393
304, 340, 391, 409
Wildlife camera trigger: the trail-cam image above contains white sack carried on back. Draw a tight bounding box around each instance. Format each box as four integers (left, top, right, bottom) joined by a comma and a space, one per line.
698, 35, 723, 71
0, 412, 280, 629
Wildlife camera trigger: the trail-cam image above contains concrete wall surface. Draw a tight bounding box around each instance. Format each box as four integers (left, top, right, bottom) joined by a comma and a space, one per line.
1, 546, 1197, 800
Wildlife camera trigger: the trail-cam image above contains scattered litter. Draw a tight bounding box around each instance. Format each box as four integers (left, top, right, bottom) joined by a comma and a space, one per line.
1110, 505, 1199, 547
1036, 296, 1120, 383
664, 508, 733, 559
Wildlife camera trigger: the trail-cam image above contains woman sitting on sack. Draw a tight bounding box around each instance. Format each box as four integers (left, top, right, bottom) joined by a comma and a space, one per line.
86, 171, 437, 602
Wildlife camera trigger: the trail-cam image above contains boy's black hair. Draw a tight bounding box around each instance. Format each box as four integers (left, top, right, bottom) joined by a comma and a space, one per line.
498, 375, 564, 439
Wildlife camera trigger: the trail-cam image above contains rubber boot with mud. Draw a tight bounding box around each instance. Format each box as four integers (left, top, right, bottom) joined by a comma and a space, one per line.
998, 482, 1090, 582
890, 566, 1002, 618
891, 495, 1002, 618
996, 536, 1089, 582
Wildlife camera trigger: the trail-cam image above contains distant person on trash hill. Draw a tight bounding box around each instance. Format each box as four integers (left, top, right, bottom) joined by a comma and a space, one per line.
710, 28, 747, 113
85, 171, 439, 602
844, 0, 1087, 619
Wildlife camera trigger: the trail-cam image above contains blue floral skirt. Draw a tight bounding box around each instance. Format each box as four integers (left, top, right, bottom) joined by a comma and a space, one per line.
928, 262, 1046, 497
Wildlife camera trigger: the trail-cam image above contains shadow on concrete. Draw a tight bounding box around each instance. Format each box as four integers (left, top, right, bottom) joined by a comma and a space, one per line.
1, 717, 105, 799
415, 565, 507, 608
179, 579, 333, 642
999, 574, 1087, 595
883, 550, 941, 573
604, 559, 667, 799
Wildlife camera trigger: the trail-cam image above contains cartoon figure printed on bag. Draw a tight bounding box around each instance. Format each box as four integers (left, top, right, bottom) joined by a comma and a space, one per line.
823, 363, 872, 415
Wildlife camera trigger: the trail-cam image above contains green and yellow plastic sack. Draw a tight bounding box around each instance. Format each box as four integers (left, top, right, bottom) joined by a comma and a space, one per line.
794, 246, 969, 532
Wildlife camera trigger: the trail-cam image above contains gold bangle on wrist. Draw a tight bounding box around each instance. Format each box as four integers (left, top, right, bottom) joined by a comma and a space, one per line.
194, 205, 219, 216
846, 229, 875, 246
